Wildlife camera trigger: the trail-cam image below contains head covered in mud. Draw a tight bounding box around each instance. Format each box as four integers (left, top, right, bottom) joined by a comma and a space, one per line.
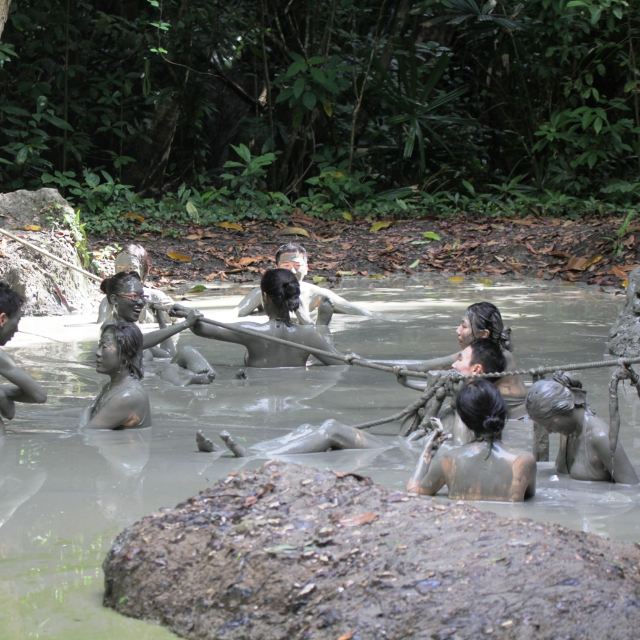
260, 268, 301, 324
453, 338, 506, 378
0, 281, 25, 345
97, 322, 144, 380
456, 379, 506, 447
457, 302, 512, 351
526, 373, 586, 424
275, 242, 308, 282
114, 244, 152, 282
100, 271, 146, 323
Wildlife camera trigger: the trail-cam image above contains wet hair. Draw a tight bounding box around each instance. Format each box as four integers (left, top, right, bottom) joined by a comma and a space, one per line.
0, 281, 25, 317
114, 244, 151, 281
456, 380, 506, 450
469, 338, 506, 374
260, 268, 301, 323
526, 378, 576, 422
100, 271, 142, 297
466, 302, 512, 351
101, 322, 144, 380
275, 242, 307, 263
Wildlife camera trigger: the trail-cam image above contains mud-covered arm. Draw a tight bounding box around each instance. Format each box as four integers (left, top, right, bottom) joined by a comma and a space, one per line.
406, 434, 447, 495
237, 287, 263, 317
510, 454, 537, 500
84, 392, 146, 430
592, 429, 639, 484
0, 351, 47, 405
306, 332, 347, 365
309, 286, 371, 317
190, 318, 252, 346
141, 308, 201, 350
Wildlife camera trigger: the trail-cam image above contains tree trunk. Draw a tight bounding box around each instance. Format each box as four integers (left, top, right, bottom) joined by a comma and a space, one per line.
0, 0, 11, 41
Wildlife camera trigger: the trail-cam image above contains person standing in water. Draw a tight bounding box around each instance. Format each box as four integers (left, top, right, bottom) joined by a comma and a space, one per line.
192, 268, 344, 367
236, 243, 372, 325
0, 282, 47, 426
406, 379, 536, 502
81, 322, 150, 429
526, 374, 639, 484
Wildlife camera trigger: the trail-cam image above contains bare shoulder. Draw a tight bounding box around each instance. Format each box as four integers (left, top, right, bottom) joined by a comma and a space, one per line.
0, 349, 17, 372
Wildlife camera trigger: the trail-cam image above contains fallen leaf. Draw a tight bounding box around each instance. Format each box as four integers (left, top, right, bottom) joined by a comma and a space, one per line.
123, 212, 145, 222
216, 221, 243, 232
337, 632, 354, 640
566, 255, 602, 271
370, 220, 393, 233
341, 212, 353, 222
421, 231, 441, 241
339, 512, 378, 527
167, 251, 192, 263
336, 270, 355, 277
22, 224, 41, 231
408, 259, 420, 269
281, 226, 310, 237
244, 495, 258, 507
448, 275, 465, 284
312, 275, 326, 284
188, 284, 207, 293
184, 233, 203, 240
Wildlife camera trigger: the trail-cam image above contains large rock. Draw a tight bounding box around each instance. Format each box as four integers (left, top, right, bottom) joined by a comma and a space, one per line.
103, 461, 640, 639
0, 188, 98, 315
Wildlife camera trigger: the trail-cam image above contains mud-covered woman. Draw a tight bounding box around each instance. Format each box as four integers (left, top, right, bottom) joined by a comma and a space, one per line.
81, 322, 151, 429
406, 379, 537, 501
189, 268, 344, 368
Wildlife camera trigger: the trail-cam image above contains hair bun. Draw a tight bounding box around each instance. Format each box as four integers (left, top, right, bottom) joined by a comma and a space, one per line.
482, 415, 503, 435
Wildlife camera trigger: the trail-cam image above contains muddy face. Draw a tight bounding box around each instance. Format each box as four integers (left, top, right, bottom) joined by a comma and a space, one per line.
0, 310, 22, 346
276, 252, 308, 282
111, 281, 146, 323
95, 329, 121, 375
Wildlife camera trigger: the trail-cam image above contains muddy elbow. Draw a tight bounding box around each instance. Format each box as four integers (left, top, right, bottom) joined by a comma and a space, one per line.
34, 389, 47, 404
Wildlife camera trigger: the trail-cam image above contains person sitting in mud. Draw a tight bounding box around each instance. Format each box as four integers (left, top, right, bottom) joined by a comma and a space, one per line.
81, 322, 151, 429
191, 268, 345, 367
99, 245, 215, 383
406, 379, 537, 502
398, 301, 526, 416
101, 271, 214, 384
525, 374, 639, 484
236, 242, 372, 325
0, 282, 47, 425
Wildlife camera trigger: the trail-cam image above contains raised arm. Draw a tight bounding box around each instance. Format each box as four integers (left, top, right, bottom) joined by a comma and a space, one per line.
141, 308, 201, 350
237, 287, 263, 317
406, 434, 447, 496
190, 318, 253, 346
0, 351, 47, 405
307, 284, 372, 317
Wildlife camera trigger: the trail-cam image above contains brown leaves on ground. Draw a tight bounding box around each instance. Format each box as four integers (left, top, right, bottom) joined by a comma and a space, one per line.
91, 212, 640, 289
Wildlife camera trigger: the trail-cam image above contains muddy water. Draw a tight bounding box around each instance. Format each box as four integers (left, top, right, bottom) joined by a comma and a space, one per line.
1, 276, 638, 639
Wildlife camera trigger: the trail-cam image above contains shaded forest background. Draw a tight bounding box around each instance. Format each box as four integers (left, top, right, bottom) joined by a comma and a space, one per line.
0, 0, 639, 235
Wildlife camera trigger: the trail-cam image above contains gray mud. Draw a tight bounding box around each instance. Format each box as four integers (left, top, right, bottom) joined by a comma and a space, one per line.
104, 461, 640, 640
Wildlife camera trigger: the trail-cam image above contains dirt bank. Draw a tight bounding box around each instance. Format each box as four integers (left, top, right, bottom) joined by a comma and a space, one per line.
103, 461, 640, 639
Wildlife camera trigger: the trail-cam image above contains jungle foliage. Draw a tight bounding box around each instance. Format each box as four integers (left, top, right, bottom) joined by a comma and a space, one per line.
0, 0, 639, 233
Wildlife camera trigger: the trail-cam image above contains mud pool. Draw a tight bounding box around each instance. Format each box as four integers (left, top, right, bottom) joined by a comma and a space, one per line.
1, 276, 639, 639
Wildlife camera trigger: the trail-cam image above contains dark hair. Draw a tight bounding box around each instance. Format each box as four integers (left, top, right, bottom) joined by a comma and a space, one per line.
275, 242, 307, 263
260, 268, 300, 323
0, 281, 25, 317
456, 379, 506, 450
466, 302, 512, 351
469, 338, 506, 374
100, 271, 142, 296
102, 322, 144, 380
114, 244, 152, 281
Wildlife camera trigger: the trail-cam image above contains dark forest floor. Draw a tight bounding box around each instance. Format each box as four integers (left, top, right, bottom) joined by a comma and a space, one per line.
90, 212, 640, 290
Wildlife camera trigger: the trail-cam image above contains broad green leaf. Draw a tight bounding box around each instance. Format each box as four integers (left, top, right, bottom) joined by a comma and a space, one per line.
167, 251, 192, 263
185, 200, 198, 217
312, 275, 326, 284
281, 226, 310, 237
216, 221, 243, 231
342, 211, 353, 221
422, 231, 442, 241
189, 284, 207, 293
302, 92, 317, 110
293, 77, 305, 99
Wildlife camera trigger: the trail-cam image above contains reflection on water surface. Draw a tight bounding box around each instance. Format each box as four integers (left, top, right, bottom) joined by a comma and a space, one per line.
1, 276, 638, 639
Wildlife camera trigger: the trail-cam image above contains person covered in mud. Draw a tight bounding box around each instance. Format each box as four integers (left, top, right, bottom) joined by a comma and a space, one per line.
191, 268, 345, 367
526, 375, 639, 484
406, 379, 537, 501
0, 282, 47, 425
81, 322, 151, 429
99, 245, 216, 384
236, 242, 372, 325
100, 271, 214, 384
608, 266, 640, 356
398, 301, 526, 415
